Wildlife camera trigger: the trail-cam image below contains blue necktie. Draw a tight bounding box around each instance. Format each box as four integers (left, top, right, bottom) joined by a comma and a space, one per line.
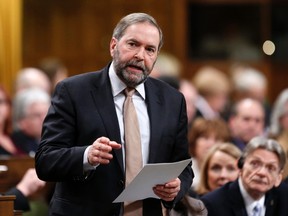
253, 203, 261, 216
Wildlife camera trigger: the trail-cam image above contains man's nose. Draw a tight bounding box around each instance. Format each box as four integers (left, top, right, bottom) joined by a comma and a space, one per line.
134, 47, 145, 60
255, 165, 267, 175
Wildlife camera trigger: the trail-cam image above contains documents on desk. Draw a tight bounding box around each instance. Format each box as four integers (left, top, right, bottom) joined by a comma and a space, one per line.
113, 158, 191, 203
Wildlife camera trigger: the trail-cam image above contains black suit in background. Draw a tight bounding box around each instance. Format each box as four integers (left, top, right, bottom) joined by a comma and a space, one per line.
35, 64, 193, 216
201, 180, 288, 216
11, 130, 38, 155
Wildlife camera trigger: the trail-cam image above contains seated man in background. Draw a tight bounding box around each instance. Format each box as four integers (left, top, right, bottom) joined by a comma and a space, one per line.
201, 136, 288, 216
229, 98, 265, 151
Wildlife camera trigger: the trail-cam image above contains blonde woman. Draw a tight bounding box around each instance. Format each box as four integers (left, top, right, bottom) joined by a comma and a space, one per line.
196, 143, 241, 196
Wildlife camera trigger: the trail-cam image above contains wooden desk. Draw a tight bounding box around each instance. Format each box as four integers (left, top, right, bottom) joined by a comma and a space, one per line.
0, 156, 35, 193
0, 195, 16, 216
0, 156, 54, 203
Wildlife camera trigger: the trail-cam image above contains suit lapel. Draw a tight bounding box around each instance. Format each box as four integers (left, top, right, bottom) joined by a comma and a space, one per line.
90, 66, 124, 174
144, 79, 164, 163
264, 188, 277, 216
229, 181, 249, 216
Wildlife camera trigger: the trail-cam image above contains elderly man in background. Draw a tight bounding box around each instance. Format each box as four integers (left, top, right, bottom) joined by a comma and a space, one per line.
201, 136, 288, 216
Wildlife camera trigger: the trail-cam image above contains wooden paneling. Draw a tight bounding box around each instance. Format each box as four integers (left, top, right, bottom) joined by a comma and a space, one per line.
22, 0, 288, 103
22, 0, 177, 75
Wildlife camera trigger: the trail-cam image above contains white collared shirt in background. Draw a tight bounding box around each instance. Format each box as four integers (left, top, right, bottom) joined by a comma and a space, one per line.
239, 178, 265, 216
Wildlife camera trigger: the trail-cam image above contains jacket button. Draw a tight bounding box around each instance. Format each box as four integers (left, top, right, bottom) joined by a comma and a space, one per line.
119, 180, 124, 186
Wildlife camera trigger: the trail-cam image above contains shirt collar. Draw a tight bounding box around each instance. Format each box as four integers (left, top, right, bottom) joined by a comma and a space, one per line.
109, 61, 145, 99
239, 178, 265, 212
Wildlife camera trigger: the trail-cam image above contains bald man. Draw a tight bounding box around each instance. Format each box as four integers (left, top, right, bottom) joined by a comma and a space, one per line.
15, 67, 51, 94
229, 98, 265, 150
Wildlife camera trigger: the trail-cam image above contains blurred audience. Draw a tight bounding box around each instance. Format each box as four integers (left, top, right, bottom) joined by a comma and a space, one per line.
188, 118, 231, 189
179, 80, 198, 128
228, 98, 265, 151
269, 88, 288, 179
151, 52, 198, 128
157, 75, 180, 90
193, 66, 231, 120
201, 136, 288, 216
0, 85, 21, 155
11, 88, 50, 156
38, 57, 68, 93
171, 143, 240, 216
195, 143, 241, 196
150, 52, 181, 78
5, 168, 46, 212
230, 65, 270, 127
157, 76, 198, 129
14, 67, 51, 94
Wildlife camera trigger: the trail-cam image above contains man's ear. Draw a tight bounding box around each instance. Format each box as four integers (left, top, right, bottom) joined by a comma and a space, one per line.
110, 37, 117, 57
274, 170, 283, 187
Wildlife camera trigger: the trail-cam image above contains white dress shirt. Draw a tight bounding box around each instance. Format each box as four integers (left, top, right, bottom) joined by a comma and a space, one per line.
83, 62, 150, 170
109, 62, 150, 167
238, 178, 265, 216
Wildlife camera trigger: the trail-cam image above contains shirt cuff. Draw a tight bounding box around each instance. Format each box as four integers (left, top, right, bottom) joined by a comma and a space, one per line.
83, 145, 99, 171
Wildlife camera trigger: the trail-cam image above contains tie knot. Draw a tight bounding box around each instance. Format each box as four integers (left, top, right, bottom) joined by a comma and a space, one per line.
125, 88, 135, 97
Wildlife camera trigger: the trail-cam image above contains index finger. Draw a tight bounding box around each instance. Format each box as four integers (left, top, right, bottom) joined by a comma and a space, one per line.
108, 141, 122, 149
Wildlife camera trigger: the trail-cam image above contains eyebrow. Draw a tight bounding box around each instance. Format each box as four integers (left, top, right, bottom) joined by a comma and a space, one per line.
127, 38, 157, 50
249, 156, 279, 165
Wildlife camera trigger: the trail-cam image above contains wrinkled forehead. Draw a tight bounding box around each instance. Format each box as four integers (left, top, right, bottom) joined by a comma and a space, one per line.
246, 149, 280, 165
123, 22, 160, 47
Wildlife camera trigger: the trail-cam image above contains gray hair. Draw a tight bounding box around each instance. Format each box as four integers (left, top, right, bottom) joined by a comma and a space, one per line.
242, 136, 286, 171
269, 88, 288, 135
231, 66, 267, 92
112, 12, 163, 50
13, 88, 51, 130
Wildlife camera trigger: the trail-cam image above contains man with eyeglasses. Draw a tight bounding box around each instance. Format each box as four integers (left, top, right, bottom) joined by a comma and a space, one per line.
201, 136, 288, 216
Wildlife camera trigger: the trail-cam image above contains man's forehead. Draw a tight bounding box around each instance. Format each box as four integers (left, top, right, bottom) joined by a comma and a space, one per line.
238, 100, 264, 113
123, 23, 160, 43
247, 149, 279, 164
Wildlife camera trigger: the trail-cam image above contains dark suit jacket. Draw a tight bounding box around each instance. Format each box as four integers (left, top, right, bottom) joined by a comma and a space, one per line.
201, 180, 288, 216
35, 64, 193, 216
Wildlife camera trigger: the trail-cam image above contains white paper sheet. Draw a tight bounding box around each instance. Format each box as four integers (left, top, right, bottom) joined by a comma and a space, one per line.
113, 158, 191, 203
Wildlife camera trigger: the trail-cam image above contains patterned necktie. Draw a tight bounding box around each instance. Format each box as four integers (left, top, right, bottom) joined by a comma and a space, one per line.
253, 203, 261, 216
123, 88, 143, 216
